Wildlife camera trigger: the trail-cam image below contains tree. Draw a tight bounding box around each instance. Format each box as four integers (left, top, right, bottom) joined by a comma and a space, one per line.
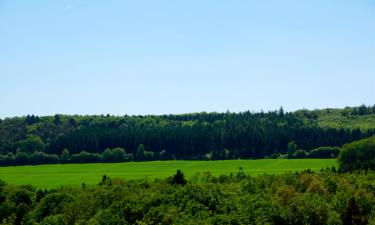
136, 144, 146, 161
102, 147, 126, 162
293, 149, 307, 158
279, 106, 285, 117
16, 136, 44, 154
203, 151, 213, 160
143, 151, 155, 161
287, 141, 297, 152
61, 148, 70, 163
171, 170, 186, 185
30, 151, 60, 164
237, 166, 245, 178
26, 115, 39, 125
99, 174, 112, 186
287, 141, 298, 158
14, 152, 30, 165
68, 118, 77, 127
70, 151, 102, 163
54, 114, 61, 125
342, 197, 364, 225
338, 136, 375, 172
309, 146, 340, 158
0, 153, 14, 166
159, 150, 167, 160
220, 148, 230, 159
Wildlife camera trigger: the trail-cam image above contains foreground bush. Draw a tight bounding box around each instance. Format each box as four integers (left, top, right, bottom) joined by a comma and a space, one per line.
2, 170, 375, 224
338, 136, 375, 172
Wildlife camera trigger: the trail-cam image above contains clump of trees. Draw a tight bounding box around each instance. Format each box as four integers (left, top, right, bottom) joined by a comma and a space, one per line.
270, 141, 340, 159
2, 169, 375, 224
0, 144, 173, 166
338, 136, 375, 172
309, 146, 341, 158
0, 142, 343, 166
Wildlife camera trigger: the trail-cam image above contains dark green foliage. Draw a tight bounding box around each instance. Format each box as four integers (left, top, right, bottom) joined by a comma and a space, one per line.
171, 170, 187, 186
30, 151, 60, 164
309, 146, 340, 158
25, 115, 39, 125
60, 148, 70, 163
14, 152, 30, 165
342, 197, 365, 225
0, 153, 14, 166
54, 114, 61, 125
352, 104, 375, 116
288, 141, 298, 153
293, 149, 307, 158
0, 106, 374, 166
11, 190, 32, 206
15, 136, 44, 154
288, 146, 341, 159
1, 170, 375, 224
70, 151, 102, 163
102, 147, 129, 162
338, 136, 375, 172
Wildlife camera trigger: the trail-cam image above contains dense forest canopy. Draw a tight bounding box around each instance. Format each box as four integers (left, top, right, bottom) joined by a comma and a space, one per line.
1, 169, 375, 225
0, 105, 374, 163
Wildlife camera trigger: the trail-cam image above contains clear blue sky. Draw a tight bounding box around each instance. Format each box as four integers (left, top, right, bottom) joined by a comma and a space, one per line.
0, 0, 374, 117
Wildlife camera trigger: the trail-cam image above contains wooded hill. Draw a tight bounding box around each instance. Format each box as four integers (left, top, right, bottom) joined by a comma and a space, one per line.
0, 105, 374, 162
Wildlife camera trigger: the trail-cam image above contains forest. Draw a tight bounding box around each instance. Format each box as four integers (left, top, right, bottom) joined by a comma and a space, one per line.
2, 135, 375, 224
0, 105, 374, 165
0, 168, 374, 224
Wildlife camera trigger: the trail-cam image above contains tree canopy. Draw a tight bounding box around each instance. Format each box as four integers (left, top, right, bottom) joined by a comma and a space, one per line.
338, 136, 375, 172
0, 106, 374, 165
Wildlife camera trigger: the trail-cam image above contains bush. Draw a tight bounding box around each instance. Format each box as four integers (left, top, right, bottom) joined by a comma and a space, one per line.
0, 153, 15, 166
70, 151, 102, 163
309, 146, 340, 158
293, 150, 307, 158
14, 152, 30, 165
338, 136, 375, 172
102, 148, 126, 162
30, 151, 60, 164
60, 148, 70, 163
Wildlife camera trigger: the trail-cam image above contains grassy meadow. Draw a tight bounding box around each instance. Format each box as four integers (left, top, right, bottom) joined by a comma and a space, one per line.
0, 159, 337, 188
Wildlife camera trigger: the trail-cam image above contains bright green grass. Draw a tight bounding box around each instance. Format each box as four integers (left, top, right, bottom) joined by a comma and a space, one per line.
0, 159, 337, 188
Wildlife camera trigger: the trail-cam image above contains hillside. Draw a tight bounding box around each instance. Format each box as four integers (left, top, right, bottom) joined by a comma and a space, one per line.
295, 105, 375, 130
0, 105, 374, 163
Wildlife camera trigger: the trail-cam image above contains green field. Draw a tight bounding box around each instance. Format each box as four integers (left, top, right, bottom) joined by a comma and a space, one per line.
0, 159, 337, 188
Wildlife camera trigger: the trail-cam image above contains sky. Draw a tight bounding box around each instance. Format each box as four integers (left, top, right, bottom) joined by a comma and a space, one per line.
0, 0, 374, 117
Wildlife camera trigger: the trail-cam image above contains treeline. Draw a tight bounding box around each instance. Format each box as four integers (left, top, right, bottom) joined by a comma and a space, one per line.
0, 143, 341, 166
269, 143, 341, 159
351, 104, 375, 116
0, 106, 374, 163
0, 145, 161, 166
2, 169, 375, 225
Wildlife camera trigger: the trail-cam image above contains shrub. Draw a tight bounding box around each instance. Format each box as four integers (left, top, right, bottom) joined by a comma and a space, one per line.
70, 151, 102, 163
30, 151, 60, 164
102, 148, 126, 162
338, 136, 375, 172
14, 152, 30, 165
309, 146, 340, 158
